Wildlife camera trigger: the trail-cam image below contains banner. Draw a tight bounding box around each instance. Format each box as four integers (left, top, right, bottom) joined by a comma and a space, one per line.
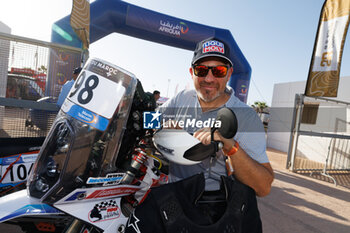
45, 48, 81, 97
52, 0, 252, 103
305, 0, 350, 97
70, 0, 90, 49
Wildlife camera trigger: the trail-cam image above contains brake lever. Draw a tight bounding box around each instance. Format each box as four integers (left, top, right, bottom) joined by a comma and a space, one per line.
209, 141, 223, 157
210, 127, 223, 156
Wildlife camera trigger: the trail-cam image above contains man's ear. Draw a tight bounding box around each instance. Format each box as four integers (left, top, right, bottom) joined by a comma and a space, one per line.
189, 67, 196, 81
227, 66, 233, 82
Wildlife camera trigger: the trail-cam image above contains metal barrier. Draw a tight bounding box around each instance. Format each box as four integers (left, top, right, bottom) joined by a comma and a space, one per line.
287, 94, 350, 186
310, 137, 350, 185
0, 31, 82, 100
0, 97, 59, 138
0, 32, 81, 140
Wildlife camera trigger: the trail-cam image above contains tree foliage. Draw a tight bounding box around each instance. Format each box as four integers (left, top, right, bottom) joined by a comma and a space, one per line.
251, 101, 268, 113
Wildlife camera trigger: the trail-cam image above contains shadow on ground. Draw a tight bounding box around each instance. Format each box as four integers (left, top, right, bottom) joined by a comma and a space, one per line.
259, 170, 350, 233
298, 171, 350, 190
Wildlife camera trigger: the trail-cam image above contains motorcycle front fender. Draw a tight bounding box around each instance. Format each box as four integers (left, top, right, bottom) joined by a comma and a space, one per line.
0, 190, 62, 223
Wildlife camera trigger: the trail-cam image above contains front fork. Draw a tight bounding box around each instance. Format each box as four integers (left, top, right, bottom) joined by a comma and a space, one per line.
65, 143, 154, 233
65, 219, 105, 233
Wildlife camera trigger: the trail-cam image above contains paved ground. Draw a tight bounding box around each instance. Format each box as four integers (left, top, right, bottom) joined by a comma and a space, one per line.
1, 148, 349, 232
259, 149, 350, 233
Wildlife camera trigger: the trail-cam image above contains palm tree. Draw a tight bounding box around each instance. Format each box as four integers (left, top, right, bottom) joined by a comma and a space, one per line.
251, 101, 268, 115
38, 65, 47, 74
251, 101, 269, 131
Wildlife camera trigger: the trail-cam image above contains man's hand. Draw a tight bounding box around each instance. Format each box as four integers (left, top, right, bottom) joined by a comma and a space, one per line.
193, 127, 235, 151
193, 127, 274, 197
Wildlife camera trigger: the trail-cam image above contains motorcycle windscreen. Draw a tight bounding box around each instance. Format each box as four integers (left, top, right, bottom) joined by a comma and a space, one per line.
28, 58, 138, 204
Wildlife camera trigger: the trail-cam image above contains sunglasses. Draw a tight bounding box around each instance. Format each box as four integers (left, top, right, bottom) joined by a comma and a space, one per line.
192, 65, 229, 78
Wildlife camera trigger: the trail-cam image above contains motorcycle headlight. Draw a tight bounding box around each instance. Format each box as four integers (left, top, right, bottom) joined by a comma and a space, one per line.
34, 177, 50, 193
28, 121, 73, 199
46, 157, 58, 177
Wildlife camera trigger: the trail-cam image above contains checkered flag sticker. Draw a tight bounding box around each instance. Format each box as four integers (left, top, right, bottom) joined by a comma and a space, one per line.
95, 200, 117, 209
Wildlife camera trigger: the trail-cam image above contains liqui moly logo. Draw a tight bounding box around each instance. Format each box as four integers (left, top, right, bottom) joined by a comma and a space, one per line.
202, 40, 225, 54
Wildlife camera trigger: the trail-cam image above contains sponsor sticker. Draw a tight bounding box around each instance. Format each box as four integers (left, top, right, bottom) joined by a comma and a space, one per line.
86, 187, 140, 199
62, 100, 109, 131
86, 173, 125, 186
88, 200, 121, 223
63, 185, 142, 202
202, 40, 225, 54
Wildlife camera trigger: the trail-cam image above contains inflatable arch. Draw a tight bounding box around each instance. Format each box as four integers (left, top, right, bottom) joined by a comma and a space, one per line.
51, 0, 251, 102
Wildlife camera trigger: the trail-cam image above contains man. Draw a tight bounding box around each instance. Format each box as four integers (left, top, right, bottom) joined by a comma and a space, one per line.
57, 67, 82, 107
145, 90, 160, 109
153, 90, 160, 102
160, 37, 273, 197
125, 37, 272, 233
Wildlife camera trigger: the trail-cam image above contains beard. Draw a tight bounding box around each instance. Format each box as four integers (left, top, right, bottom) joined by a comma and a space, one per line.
197, 82, 222, 102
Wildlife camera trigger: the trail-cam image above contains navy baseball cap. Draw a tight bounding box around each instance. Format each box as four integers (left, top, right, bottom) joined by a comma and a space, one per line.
73, 67, 82, 74
192, 37, 233, 67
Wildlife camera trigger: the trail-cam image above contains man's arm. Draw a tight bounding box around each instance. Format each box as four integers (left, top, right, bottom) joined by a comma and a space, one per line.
194, 129, 274, 197
226, 147, 274, 197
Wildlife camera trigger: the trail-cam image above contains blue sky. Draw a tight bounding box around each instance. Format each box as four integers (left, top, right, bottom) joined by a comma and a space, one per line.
1, 0, 349, 105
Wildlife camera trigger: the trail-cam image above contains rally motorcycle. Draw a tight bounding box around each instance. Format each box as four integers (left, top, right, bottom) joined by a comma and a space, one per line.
0, 58, 237, 233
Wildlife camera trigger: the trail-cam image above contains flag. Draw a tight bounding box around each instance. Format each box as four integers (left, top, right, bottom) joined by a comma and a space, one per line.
305, 0, 350, 97
174, 83, 179, 96
70, 0, 90, 49
34, 46, 38, 69
11, 44, 15, 66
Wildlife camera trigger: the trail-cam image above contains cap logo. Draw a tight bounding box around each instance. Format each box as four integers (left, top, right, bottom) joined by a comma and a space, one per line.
202, 40, 224, 54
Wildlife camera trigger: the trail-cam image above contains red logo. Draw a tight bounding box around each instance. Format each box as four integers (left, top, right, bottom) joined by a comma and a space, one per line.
59, 53, 70, 62
202, 40, 225, 54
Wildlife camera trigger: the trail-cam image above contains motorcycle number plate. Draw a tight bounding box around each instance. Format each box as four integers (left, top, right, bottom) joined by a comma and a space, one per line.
0, 163, 34, 184
0, 153, 38, 184
66, 69, 125, 119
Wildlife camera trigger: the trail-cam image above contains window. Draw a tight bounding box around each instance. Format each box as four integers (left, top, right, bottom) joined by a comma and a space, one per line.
301, 102, 319, 124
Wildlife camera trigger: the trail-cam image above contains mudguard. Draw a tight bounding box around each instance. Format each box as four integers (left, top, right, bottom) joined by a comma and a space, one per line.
0, 190, 62, 223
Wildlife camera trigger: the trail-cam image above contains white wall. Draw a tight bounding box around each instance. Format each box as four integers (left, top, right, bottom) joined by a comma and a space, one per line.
267, 77, 350, 165
267, 81, 305, 152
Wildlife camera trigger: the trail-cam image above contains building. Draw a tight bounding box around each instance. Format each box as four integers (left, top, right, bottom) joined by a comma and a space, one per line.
0, 21, 11, 128
0, 21, 11, 98
267, 77, 350, 167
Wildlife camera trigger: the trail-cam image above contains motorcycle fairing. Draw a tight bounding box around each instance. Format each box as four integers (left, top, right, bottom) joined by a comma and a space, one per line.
0, 190, 62, 223
54, 183, 145, 204
54, 197, 128, 233
27, 58, 138, 204
0, 58, 162, 232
